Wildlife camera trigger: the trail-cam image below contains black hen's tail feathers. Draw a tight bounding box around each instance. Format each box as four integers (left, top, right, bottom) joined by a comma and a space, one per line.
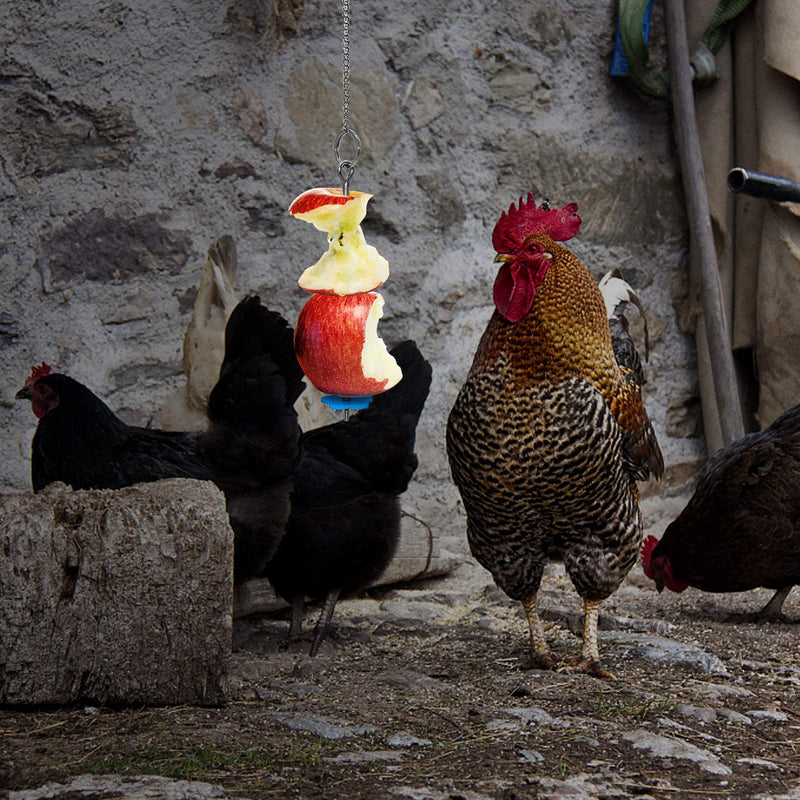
299, 340, 432, 496
206, 295, 303, 481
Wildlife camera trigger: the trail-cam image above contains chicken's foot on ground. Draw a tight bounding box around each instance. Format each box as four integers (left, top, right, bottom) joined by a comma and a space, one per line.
310, 588, 341, 657
522, 594, 557, 670
558, 598, 616, 679
725, 586, 794, 624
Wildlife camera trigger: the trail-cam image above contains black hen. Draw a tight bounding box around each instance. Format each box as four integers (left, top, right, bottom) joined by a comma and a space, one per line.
16, 295, 304, 581
642, 403, 800, 620
265, 340, 432, 656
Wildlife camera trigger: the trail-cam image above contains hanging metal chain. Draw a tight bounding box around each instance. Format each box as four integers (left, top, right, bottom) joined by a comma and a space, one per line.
334, 0, 360, 196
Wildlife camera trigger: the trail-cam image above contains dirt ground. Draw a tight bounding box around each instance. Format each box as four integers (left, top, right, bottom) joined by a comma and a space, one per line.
3, 560, 800, 800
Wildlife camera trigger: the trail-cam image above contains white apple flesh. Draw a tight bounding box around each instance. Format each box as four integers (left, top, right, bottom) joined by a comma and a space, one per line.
294, 292, 402, 397
289, 187, 389, 296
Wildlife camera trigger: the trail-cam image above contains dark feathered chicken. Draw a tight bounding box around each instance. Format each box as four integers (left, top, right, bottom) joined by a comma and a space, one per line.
447, 195, 663, 677
642, 403, 800, 619
16, 295, 304, 581
266, 340, 432, 656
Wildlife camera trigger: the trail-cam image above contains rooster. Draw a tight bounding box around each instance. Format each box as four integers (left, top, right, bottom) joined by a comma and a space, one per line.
16, 295, 304, 581
642, 403, 800, 620
446, 194, 663, 677
266, 340, 432, 656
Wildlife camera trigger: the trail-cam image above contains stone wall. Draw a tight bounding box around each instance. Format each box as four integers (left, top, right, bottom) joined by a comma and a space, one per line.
0, 0, 704, 548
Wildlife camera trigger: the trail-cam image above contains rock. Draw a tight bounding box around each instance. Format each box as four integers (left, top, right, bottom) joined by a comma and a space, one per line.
738, 757, 780, 771
622, 729, 732, 775
748, 709, 789, 722
0, 312, 20, 347
390, 788, 494, 800
696, 682, 756, 701
518, 749, 545, 763
678, 704, 718, 724
403, 78, 445, 130
602, 632, 730, 676
8, 774, 245, 800
503, 706, 570, 728
41, 209, 193, 284
0, 480, 232, 707
277, 60, 400, 170
717, 709, 753, 725
326, 750, 405, 763
267, 711, 376, 739
387, 732, 433, 748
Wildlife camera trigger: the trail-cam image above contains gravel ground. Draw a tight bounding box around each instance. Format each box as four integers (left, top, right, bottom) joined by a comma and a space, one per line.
4, 556, 800, 800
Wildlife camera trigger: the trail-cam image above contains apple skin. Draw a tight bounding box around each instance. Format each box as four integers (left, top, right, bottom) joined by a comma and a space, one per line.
294, 292, 402, 397
289, 188, 369, 231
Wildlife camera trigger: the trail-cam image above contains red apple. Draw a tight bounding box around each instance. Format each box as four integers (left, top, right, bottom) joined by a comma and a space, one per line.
289, 187, 389, 295
294, 291, 402, 397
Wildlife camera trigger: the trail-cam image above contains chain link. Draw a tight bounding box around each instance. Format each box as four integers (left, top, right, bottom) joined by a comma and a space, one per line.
336, 0, 360, 196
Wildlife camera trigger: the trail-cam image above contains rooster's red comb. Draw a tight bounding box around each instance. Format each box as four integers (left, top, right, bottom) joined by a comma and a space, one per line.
640, 534, 659, 578
25, 362, 52, 386
492, 193, 581, 253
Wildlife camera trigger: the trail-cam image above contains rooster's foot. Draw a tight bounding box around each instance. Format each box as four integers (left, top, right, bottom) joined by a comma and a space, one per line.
558, 657, 616, 679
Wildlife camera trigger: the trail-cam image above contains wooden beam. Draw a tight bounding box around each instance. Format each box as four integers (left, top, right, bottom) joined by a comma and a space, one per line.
664, 0, 745, 446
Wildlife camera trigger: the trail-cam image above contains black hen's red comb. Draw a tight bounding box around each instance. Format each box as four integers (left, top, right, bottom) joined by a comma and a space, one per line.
492, 193, 581, 253
640, 534, 659, 578
25, 362, 52, 386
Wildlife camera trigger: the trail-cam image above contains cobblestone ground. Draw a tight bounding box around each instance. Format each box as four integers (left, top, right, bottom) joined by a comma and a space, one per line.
4, 557, 800, 800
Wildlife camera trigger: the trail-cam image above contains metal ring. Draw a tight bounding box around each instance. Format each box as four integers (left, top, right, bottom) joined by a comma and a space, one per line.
334, 128, 361, 168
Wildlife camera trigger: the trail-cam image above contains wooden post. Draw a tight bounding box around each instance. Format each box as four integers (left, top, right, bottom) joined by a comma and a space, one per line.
664, 0, 745, 447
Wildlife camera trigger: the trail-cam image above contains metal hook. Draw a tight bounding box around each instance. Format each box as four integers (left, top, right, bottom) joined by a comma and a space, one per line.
334, 128, 361, 196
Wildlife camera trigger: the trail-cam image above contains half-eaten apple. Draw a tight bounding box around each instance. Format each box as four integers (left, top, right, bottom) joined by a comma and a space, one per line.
289, 187, 389, 296
294, 291, 402, 397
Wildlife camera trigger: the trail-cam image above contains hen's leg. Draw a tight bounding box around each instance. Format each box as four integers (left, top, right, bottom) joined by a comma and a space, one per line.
310, 588, 340, 657
522, 594, 557, 670
756, 586, 792, 621
289, 595, 305, 640
562, 598, 615, 679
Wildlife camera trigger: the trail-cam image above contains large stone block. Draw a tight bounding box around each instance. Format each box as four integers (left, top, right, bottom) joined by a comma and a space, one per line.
0, 479, 233, 707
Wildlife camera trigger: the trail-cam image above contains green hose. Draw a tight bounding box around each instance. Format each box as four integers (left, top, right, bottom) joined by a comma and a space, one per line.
617, 0, 753, 98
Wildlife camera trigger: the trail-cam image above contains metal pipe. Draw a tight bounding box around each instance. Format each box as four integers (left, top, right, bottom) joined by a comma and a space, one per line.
727, 167, 800, 203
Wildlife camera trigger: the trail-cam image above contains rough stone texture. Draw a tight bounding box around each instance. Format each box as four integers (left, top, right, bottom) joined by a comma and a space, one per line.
0, 479, 233, 707
0, 0, 704, 555
9, 775, 247, 800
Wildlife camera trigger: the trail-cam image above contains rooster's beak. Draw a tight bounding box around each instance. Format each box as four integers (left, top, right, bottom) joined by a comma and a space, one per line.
494, 254, 513, 263
15, 385, 32, 400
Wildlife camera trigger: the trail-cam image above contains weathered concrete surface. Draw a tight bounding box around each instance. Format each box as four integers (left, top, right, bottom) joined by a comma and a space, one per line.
0, 479, 233, 707
0, 0, 703, 557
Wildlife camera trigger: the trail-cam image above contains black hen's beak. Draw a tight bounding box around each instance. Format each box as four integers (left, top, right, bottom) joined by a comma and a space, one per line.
655, 579, 665, 594
16, 385, 32, 400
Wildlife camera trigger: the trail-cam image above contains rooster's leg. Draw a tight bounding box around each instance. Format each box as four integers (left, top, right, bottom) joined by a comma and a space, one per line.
562, 598, 615, 679
522, 594, 557, 670
309, 588, 341, 657
289, 596, 305, 640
